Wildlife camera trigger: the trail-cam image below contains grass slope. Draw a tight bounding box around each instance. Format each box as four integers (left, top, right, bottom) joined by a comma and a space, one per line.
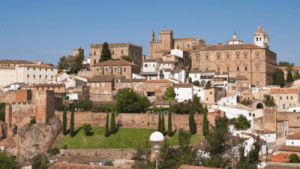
56, 126, 204, 149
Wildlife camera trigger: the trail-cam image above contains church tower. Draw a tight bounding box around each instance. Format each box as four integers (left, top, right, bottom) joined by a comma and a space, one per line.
254, 26, 270, 48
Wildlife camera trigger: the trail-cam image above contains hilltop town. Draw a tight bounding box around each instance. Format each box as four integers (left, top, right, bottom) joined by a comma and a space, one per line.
1, 26, 300, 169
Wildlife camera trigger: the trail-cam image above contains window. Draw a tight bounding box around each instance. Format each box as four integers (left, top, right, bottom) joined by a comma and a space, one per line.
96, 68, 99, 71
291, 96, 293, 100
196, 56, 199, 60
45, 68, 47, 71
292, 142, 294, 145
256, 55, 259, 58
253, 114, 255, 117
177, 46, 179, 49
121, 50, 123, 54
237, 67, 239, 71
280, 96, 282, 100
33, 68, 35, 70
245, 142, 247, 145
33, 75, 35, 79
39, 75, 41, 79
115, 68, 117, 71
94, 59, 96, 64
153, 64, 155, 67
27, 67, 29, 70
106, 68, 108, 71
227, 55, 229, 59
286, 96, 288, 100
244, 55, 247, 59
210, 92, 212, 95
92, 83, 95, 87
260, 37, 262, 41
124, 67, 126, 72
206, 56, 208, 60
112, 50, 114, 55
217, 67, 220, 72
206, 68, 208, 71
237, 55, 239, 59
245, 67, 247, 71
227, 67, 229, 71
51, 75, 53, 79
249, 113, 251, 116
297, 116, 299, 120
256, 37, 258, 41
145, 64, 148, 67
27, 74, 29, 78
51, 69, 53, 71
45, 75, 47, 79
187, 44, 190, 49
39, 68, 41, 71
217, 55, 220, 60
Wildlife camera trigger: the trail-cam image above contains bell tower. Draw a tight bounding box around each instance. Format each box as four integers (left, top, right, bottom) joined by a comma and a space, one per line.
254, 26, 270, 48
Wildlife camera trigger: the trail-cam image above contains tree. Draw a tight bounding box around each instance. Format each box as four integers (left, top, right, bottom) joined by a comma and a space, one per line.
189, 107, 197, 135
205, 81, 211, 89
278, 61, 294, 68
234, 146, 257, 169
121, 56, 133, 62
161, 114, 165, 134
247, 136, 261, 164
158, 113, 161, 132
202, 105, 208, 137
275, 69, 285, 87
57, 56, 69, 70
263, 95, 276, 107
69, 48, 85, 74
289, 154, 300, 163
31, 154, 49, 169
231, 115, 251, 130
164, 87, 176, 101
83, 123, 93, 136
100, 42, 112, 62
105, 112, 110, 137
116, 88, 151, 113
110, 105, 117, 134
193, 80, 200, 85
131, 141, 155, 169
168, 101, 172, 137
70, 107, 74, 137
287, 69, 294, 82
241, 99, 252, 106
0, 150, 20, 169
187, 77, 192, 83
295, 71, 300, 80
62, 107, 67, 135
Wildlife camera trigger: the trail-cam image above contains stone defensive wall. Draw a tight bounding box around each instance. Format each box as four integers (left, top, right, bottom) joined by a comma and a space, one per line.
0, 91, 17, 104
54, 111, 204, 131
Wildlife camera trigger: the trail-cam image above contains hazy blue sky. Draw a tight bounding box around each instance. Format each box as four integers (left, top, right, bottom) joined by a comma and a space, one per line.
1, 0, 300, 66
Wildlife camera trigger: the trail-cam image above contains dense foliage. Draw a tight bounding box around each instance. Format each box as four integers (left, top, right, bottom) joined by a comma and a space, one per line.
100, 42, 112, 62
205, 81, 211, 89
287, 69, 294, 82
161, 114, 165, 134
0, 103, 5, 122
189, 107, 197, 135
168, 101, 172, 137
104, 160, 114, 166
0, 150, 20, 169
172, 95, 203, 114
31, 154, 49, 169
241, 99, 252, 106
83, 123, 94, 136
275, 69, 285, 87
51, 148, 60, 155
193, 80, 200, 85
202, 105, 208, 137
295, 71, 300, 80
57, 47, 85, 74
131, 130, 199, 169
116, 88, 151, 113
110, 105, 117, 134
164, 87, 176, 101
158, 113, 162, 133
263, 95, 276, 107
30, 116, 36, 124
62, 107, 67, 135
231, 115, 251, 130
289, 154, 300, 163
278, 61, 294, 67
105, 112, 110, 137
187, 77, 192, 83
70, 107, 75, 137
121, 56, 133, 62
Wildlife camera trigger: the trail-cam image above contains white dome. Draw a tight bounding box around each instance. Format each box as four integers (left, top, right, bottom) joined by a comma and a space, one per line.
149, 131, 165, 149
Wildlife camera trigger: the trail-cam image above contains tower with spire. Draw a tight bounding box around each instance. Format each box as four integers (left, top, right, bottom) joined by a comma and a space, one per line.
254, 26, 270, 48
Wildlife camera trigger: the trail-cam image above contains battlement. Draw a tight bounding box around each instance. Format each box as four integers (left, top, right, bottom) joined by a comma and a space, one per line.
11, 100, 33, 105
90, 41, 143, 48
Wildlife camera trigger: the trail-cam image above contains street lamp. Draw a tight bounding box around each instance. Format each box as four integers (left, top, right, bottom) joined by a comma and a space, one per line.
149, 131, 165, 169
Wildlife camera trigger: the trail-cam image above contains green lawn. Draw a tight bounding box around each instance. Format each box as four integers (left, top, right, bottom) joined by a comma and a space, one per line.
57, 126, 204, 149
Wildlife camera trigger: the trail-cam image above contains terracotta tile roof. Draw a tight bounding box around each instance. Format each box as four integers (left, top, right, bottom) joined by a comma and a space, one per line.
155, 100, 177, 105
279, 145, 300, 152
264, 162, 300, 169
262, 153, 290, 163
19, 64, 57, 69
19, 84, 33, 89
236, 76, 248, 81
55, 72, 66, 77
145, 79, 173, 83
89, 75, 116, 82
178, 165, 221, 169
33, 84, 65, 87
189, 70, 215, 73
287, 134, 300, 139
144, 59, 158, 62
73, 77, 87, 83
1, 85, 11, 88
270, 88, 299, 94
198, 44, 264, 51
242, 132, 266, 143
174, 83, 193, 88
92, 59, 140, 67
293, 66, 300, 71
0, 60, 34, 64
277, 118, 288, 122
294, 132, 300, 135
277, 67, 287, 70
158, 61, 176, 64
48, 161, 122, 169
121, 79, 146, 82
254, 129, 276, 134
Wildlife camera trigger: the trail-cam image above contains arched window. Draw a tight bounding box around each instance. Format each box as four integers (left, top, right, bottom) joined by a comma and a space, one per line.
112, 50, 114, 55
94, 51, 96, 55
237, 67, 239, 71
260, 37, 262, 41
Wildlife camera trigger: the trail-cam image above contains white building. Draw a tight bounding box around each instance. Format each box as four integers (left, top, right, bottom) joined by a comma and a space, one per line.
174, 83, 193, 102
286, 134, 300, 146
189, 70, 215, 84
193, 85, 205, 100
217, 95, 237, 106
0, 82, 26, 92
142, 59, 157, 72
287, 106, 300, 112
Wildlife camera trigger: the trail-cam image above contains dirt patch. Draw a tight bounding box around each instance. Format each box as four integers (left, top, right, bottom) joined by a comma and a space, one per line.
51, 131, 68, 149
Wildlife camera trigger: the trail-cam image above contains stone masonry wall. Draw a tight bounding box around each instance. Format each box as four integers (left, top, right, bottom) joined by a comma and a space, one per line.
54, 111, 204, 132
16, 90, 31, 101
263, 109, 276, 131
0, 91, 16, 104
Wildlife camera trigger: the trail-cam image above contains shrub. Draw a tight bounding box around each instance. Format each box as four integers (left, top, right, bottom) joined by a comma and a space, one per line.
193, 68, 199, 70
193, 80, 200, 85
51, 148, 60, 155
30, 116, 36, 124
231, 115, 251, 130
121, 56, 133, 62
241, 99, 252, 106
105, 160, 114, 166
62, 144, 68, 149
187, 77, 192, 83
205, 81, 211, 89
289, 153, 300, 163
83, 123, 94, 136
164, 87, 176, 101
33, 143, 39, 147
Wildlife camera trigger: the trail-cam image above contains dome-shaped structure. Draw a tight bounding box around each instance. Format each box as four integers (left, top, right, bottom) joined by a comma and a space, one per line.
149, 131, 165, 149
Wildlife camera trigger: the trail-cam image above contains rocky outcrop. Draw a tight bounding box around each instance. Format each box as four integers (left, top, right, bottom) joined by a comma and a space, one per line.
0, 116, 61, 162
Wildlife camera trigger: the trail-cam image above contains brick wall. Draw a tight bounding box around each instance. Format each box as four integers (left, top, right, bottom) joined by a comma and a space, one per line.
16, 90, 31, 101
54, 111, 204, 132
6, 102, 36, 127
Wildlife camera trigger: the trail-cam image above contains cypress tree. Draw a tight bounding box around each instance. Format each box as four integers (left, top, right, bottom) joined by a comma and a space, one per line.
110, 105, 117, 134
275, 69, 285, 87
295, 71, 300, 80
168, 101, 172, 137
105, 112, 110, 137
161, 114, 165, 135
63, 107, 67, 135
287, 69, 294, 82
202, 105, 208, 137
158, 113, 161, 132
189, 107, 197, 135
70, 107, 74, 137
99, 42, 112, 62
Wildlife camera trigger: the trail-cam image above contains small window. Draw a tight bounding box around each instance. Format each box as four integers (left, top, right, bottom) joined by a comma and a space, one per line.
145, 64, 148, 67
245, 142, 247, 145
115, 68, 117, 71
210, 92, 212, 95
39, 75, 41, 79
121, 50, 123, 54
97, 68, 99, 71
51, 75, 53, 79
94, 59, 96, 64
51, 69, 53, 71
39, 68, 41, 71
297, 116, 299, 120
27, 67, 29, 70
291, 96, 293, 100
177, 46, 179, 49
286, 96, 288, 100
227, 55, 229, 59
206, 68, 208, 71
27, 74, 29, 78
244, 55, 247, 59
292, 142, 294, 145
245, 67, 247, 71
227, 67, 229, 71
206, 56, 208, 60
237, 67, 239, 71
237, 55, 239, 59
217, 67, 220, 72
33, 68, 35, 70
45, 68, 47, 71
256, 55, 259, 58
106, 68, 108, 71
280, 96, 282, 100
217, 55, 220, 60
124, 67, 126, 72
249, 113, 251, 116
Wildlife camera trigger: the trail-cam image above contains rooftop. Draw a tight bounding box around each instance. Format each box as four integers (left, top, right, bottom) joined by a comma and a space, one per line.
33, 84, 65, 88
19, 64, 57, 69
197, 44, 264, 51
264, 162, 300, 169
174, 83, 193, 88
48, 161, 122, 169
270, 88, 299, 94
0, 60, 34, 64
287, 133, 300, 140
145, 79, 173, 83
189, 70, 215, 73
261, 153, 290, 163
92, 59, 140, 67
89, 75, 120, 82
178, 165, 221, 169
279, 145, 300, 152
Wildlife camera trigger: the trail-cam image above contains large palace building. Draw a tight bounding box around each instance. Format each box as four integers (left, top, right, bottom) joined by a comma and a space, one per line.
90, 41, 143, 67
149, 27, 205, 59
192, 26, 277, 87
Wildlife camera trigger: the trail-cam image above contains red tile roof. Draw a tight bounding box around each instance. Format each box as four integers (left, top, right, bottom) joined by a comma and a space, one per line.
178, 165, 221, 169
287, 134, 300, 139
145, 79, 173, 83
48, 161, 122, 169
264, 162, 300, 169
89, 75, 122, 82
198, 44, 264, 51
279, 145, 300, 152
174, 83, 193, 88
270, 88, 299, 94
92, 59, 140, 67
55, 72, 66, 77
277, 118, 288, 122
261, 153, 290, 163
19, 64, 57, 69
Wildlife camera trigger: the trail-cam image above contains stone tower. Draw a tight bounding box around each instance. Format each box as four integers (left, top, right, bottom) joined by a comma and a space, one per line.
254, 26, 270, 48
159, 27, 174, 50
73, 47, 84, 57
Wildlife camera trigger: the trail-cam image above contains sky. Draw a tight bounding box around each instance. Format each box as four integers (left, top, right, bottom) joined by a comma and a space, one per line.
1, 0, 300, 66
